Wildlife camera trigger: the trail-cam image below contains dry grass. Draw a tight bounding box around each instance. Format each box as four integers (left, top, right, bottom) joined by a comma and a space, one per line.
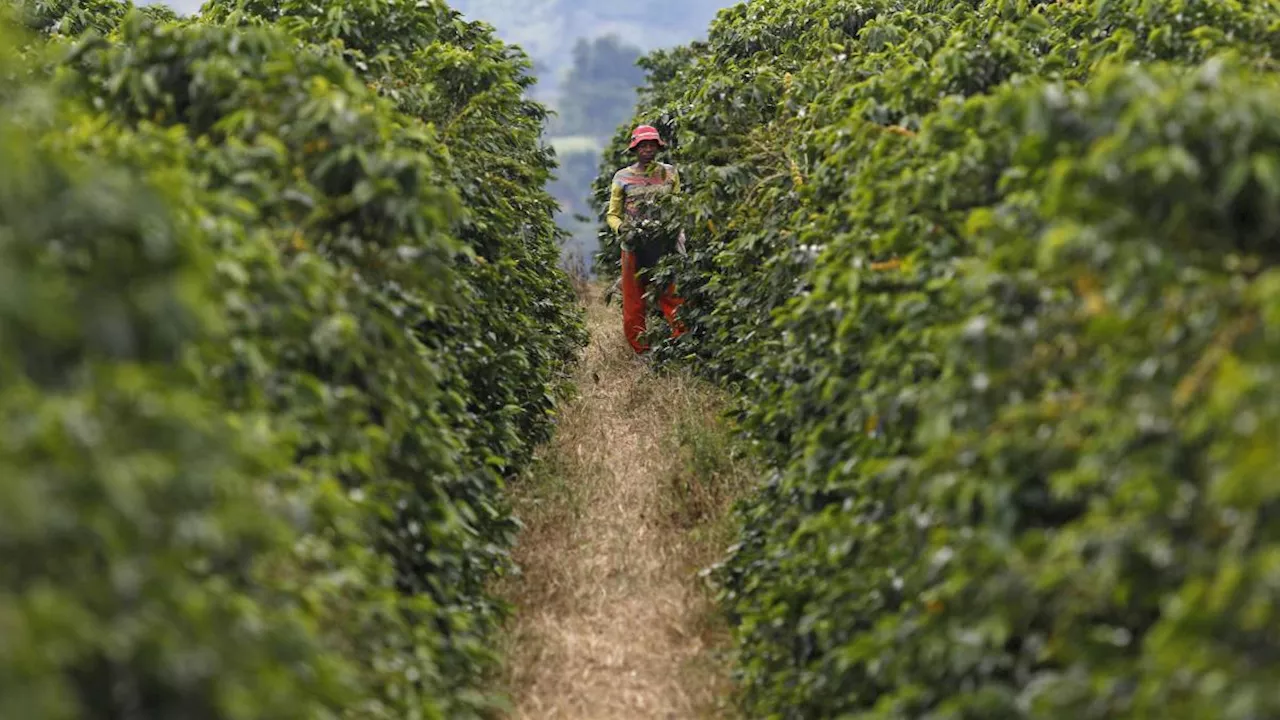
496, 284, 756, 720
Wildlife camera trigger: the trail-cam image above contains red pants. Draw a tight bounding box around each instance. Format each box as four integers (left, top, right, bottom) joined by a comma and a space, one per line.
621, 250, 685, 354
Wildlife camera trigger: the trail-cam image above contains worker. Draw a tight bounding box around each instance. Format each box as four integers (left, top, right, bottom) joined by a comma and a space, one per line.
606, 124, 687, 355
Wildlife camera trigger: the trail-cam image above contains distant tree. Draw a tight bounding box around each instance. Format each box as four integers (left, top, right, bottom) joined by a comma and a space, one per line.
527, 56, 555, 101
548, 145, 604, 217
449, 0, 732, 101
552, 35, 646, 138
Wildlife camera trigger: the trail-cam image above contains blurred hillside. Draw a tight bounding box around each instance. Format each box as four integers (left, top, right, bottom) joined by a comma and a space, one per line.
543, 35, 645, 268
453, 0, 735, 271
451, 0, 727, 101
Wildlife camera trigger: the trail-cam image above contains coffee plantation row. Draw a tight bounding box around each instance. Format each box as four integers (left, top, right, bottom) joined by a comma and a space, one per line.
1, 0, 586, 717
598, 0, 1280, 717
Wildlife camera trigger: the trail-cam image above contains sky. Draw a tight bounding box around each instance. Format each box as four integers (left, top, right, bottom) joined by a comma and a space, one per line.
144, 0, 200, 12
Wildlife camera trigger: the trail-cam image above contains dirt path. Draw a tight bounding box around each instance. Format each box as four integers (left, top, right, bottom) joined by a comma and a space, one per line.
497, 287, 746, 719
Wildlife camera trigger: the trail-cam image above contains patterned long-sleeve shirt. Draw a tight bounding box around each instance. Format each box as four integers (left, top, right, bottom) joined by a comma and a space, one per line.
606, 161, 680, 252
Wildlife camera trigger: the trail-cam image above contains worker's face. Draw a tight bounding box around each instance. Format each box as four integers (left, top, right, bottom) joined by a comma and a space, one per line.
635, 140, 659, 163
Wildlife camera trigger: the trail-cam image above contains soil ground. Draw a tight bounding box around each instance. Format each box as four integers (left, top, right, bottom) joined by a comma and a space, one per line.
496, 285, 752, 719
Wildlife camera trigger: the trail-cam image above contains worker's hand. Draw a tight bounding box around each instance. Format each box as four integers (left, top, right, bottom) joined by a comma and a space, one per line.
676, 229, 687, 256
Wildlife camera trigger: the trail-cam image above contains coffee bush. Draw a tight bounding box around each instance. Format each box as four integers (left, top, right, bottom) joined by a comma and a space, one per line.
2, 1, 585, 717
600, 0, 1280, 716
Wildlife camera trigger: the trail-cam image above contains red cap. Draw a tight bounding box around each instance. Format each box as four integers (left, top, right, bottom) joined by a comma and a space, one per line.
628, 125, 665, 150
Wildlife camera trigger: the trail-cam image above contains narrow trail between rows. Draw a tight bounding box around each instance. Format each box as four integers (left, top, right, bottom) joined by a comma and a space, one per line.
498, 286, 740, 720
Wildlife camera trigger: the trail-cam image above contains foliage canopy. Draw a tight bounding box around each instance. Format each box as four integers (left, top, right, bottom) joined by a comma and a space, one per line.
598, 0, 1280, 717
1, 0, 585, 717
